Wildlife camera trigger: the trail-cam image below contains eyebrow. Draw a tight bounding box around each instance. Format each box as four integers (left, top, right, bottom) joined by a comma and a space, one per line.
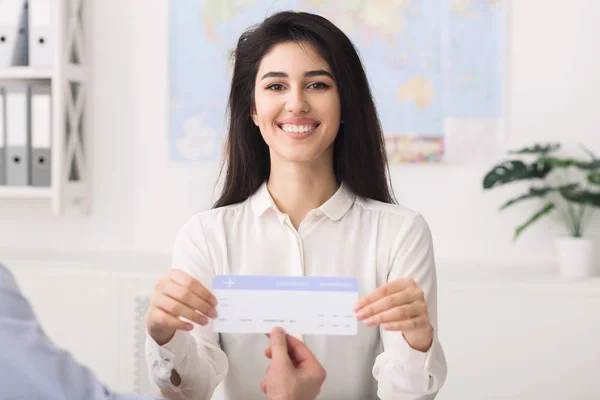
260, 70, 334, 81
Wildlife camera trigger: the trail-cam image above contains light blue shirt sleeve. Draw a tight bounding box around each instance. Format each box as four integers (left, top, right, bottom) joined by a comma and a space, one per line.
0, 264, 159, 400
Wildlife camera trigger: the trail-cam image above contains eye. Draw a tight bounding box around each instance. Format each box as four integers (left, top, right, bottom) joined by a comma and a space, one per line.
266, 83, 285, 91
307, 82, 330, 90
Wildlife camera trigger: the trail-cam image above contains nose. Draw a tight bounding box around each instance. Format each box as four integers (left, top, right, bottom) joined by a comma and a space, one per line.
285, 87, 309, 113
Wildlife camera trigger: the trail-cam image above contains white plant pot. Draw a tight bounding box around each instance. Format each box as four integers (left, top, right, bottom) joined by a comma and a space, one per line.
555, 237, 598, 279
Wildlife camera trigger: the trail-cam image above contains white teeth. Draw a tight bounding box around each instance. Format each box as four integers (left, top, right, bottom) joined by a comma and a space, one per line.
280, 124, 317, 133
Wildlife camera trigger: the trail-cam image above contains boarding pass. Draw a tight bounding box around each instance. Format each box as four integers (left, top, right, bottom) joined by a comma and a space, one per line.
212, 275, 358, 335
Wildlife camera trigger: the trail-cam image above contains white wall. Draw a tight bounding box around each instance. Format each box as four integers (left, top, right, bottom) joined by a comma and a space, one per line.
1, 0, 600, 266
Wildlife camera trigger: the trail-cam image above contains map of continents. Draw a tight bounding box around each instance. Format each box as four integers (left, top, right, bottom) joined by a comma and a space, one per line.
169, 0, 504, 163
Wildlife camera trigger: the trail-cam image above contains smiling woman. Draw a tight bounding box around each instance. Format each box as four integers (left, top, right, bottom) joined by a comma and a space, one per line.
216, 11, 395, 209
145, 10, 447, 400
252, 41, 341, 163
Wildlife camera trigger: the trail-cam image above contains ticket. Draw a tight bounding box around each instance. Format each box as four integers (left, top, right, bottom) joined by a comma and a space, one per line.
212, 275, 358, 335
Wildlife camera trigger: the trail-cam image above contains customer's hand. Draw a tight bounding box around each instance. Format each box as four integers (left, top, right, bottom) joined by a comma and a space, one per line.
145, 269, 217, 345
261, 327, 326, 400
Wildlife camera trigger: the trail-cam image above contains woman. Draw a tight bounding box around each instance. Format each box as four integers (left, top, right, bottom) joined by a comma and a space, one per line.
145, 11, 447, 400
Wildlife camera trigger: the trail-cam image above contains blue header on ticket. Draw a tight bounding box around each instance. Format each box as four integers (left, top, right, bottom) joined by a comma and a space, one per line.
213, 275, 358, 292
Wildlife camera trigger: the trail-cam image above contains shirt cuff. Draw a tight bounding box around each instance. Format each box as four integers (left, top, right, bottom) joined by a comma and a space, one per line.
399, 334, 446, 391
146, 330, 193, 391
154, 330, 192, 364
373, 331, 436, 395
399, 334, 430, 370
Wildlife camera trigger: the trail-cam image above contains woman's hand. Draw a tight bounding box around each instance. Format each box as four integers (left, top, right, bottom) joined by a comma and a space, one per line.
145, 269, 218, 346
354, 277, 433, 352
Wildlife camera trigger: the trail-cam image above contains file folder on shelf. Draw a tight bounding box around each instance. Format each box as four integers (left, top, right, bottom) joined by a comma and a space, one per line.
0, 0, 29, 67
5, 84, 30, 186
28, 0, 53, 67
0, 88, 5, 186
30, 83, 51, 186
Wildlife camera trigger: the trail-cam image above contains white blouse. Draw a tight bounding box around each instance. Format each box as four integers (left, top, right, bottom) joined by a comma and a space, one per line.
146, 182, 447, 400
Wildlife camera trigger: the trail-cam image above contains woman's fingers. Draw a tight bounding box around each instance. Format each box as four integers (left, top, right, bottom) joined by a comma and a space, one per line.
169, 269, 218, 307
147, 270, 217, 341
153, 292, 210, 325
354, 277, 416, 312
355, 288, 422, 321
147, 307, 194, 332
362, 303, 424, 327
146, 270, 217, 345
159, 279, 217, 319
382, 315, 431, 332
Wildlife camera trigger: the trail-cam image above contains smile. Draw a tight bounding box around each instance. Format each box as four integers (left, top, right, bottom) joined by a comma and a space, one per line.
278, 123, 319, 133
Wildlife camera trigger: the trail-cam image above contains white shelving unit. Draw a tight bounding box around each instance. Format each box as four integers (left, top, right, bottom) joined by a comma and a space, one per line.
0, 67, 52, 79
0, 0, 89, 214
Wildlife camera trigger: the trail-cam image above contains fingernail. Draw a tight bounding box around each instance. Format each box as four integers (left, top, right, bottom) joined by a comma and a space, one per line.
208, 309, 217, 318
355, 310, 365, 320
364, 318, 374, 327
272, 326, 285, 335
353, 301, 361, 311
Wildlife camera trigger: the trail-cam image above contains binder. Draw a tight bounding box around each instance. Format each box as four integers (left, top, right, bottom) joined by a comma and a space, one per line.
0, 0, 29, 67
28, 0, 53, 67
5, 84, 30, 186
30, 84, 51, 186
0, 88, 5, 185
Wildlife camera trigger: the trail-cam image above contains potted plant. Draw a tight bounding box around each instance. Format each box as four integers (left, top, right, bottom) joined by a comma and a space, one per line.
482, 143, 600, 279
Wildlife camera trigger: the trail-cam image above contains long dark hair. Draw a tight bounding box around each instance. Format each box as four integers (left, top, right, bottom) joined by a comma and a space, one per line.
214, 11, 396, 208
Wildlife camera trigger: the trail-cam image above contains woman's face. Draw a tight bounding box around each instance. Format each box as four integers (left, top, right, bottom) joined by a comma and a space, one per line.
252, 41, 342, 165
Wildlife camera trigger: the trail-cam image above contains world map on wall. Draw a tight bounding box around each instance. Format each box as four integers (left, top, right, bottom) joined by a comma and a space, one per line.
169, 0, 505, 163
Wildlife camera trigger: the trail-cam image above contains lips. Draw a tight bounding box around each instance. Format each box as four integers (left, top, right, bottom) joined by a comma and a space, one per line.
278, 117, 319, 125
275, 117, 321, 139
277, 118, 319, 132
279, 123, 319, 133
277, 123, 319, 139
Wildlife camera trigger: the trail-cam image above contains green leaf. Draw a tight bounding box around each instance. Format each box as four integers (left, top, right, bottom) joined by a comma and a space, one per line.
589, 172, 600, 185
509, 143, 560, 154
537, 156, 600, 170
537, 156, 578, 168
579, 144, 597, 160
575, 159, 600, 170
561, 187, 600, 207
483, 160, 553, 189
514, 202, 555, 240
499, 184, 578, 210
